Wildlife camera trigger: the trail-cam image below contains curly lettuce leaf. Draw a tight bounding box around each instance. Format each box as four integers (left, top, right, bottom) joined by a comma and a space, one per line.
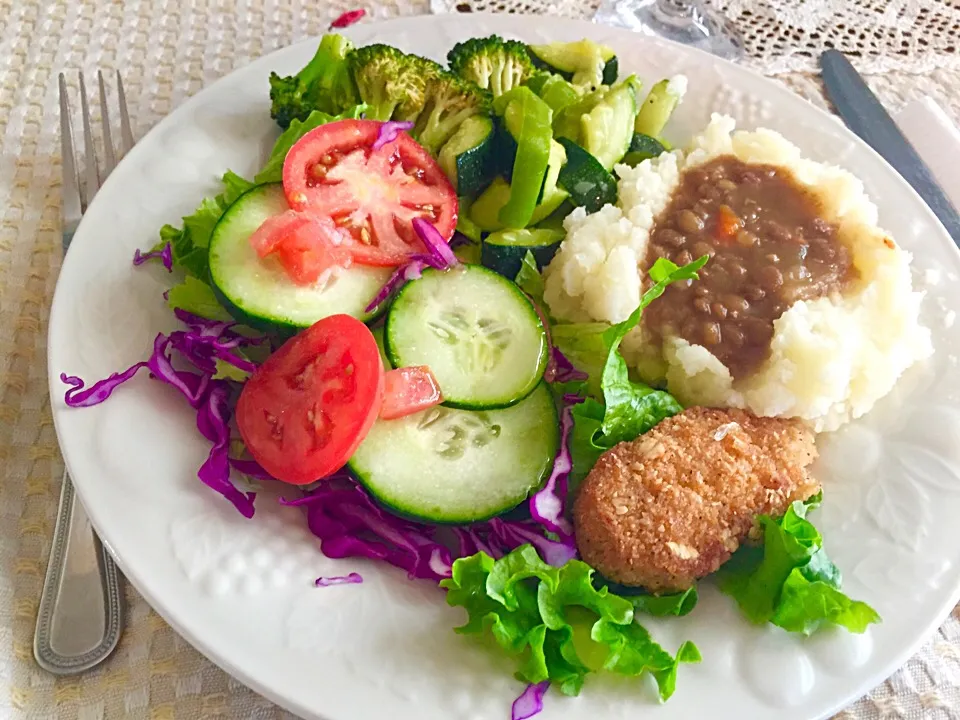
219, 169, 257, 204
550, 319, 624, 400
166, 276, 233, 321
441, 545, 699, 700
150, 106, 367, 278
213, 358, 252, 382
718, 493, 880, 635
551, 256, 707, 399
551, 257, 707, 483
567, 398, 606, 483
255, 105, 368, 184
150, 171, 256, 279
619, 587, 699, 617
598, 342, 682, 446
515, 250, 546, 307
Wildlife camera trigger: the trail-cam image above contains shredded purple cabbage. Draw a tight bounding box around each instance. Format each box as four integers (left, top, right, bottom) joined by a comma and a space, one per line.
61, 363, 148, 407
364, 220, 460, 313
133, 242, 173, 272
546, 347, 588, 384
511, 681, 550, 720
489, 518, 577, 568
372, 120, 414, 151
282, 472, 578, 581
60, 318, 261, 518
412, 217, 458, 269
196, 380, 256, 518
528, 397, 581, 542
315, 572, 363, 587
448, 232, 473, 249
364, 259, 429, 313
229, 457, 275, 481
281, 477, 454, 581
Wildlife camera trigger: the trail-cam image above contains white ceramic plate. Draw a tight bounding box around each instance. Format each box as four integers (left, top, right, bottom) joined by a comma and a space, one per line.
49, 13, 960, 720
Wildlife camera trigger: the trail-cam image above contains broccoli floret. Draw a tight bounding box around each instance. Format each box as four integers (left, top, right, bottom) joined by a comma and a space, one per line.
447, 35, 536, 97
413, 71, 493, 156
347, 45, 440, 122
269, 34, 359, 129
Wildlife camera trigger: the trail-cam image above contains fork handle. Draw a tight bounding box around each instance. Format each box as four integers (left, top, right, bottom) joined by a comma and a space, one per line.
34, 470, 125, 674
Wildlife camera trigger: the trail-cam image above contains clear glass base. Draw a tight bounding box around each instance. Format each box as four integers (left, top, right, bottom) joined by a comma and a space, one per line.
594, 0, 744, 62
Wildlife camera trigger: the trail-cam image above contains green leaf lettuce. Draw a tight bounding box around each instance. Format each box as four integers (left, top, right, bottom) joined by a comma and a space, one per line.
255, 105, 368, 184
149, 170, 256, 280
554, 256, 708, 483
718, 493, 881, 635
440, 545, 699, 700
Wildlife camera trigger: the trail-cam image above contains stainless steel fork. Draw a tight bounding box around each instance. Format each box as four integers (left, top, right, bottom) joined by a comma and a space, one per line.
34, 71, 135, 674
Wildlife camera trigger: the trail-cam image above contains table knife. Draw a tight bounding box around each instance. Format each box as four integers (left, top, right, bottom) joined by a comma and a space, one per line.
820, 49, 960, 246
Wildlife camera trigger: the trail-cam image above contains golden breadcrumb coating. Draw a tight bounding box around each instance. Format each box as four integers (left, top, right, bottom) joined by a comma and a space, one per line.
573, 407, 819, 592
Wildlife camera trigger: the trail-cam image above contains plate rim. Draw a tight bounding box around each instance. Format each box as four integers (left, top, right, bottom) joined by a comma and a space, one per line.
47, 12, 960, 720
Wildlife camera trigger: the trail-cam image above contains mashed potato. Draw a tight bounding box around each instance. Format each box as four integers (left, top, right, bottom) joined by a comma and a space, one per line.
542, 114, 932, 432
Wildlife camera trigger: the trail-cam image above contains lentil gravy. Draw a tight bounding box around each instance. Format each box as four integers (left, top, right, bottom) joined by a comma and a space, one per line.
643, 155, 857, 378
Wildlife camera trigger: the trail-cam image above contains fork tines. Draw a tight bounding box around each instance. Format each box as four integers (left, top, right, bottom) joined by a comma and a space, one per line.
58, 70, 135, 218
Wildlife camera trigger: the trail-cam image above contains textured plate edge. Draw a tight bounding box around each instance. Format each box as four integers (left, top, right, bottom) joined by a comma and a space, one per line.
45, 13, 960, 720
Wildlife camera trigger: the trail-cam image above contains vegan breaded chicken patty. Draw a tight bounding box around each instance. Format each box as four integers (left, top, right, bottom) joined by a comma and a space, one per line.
573, 407, 820, 592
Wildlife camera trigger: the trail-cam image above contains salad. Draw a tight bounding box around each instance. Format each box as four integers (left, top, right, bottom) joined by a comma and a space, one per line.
61, 31, 879, 720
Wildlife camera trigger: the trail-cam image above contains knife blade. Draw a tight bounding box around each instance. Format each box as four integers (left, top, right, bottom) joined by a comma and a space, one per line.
820, 49, 960, 246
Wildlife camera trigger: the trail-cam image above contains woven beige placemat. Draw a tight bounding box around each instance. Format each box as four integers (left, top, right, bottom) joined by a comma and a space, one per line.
2, 1, 959, 718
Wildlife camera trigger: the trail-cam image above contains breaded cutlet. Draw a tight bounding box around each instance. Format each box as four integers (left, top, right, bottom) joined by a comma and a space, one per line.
573, 407, 819, 593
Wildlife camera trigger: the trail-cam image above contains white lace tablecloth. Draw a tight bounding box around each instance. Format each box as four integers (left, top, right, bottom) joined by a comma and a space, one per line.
2, 1, 958, 718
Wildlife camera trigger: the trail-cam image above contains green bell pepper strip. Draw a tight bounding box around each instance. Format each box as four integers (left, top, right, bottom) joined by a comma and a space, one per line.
494, 87, 554, 229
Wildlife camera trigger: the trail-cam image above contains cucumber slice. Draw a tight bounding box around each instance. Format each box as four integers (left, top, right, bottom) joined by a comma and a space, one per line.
556, 138, 618, 213
208, 184, 391, 331
385, 265, 548, 409
553, 87, 608, 143
454, 239, 482, 264
456, 196, 483, 243
622, 133, 669, 167
536, 200, 575, 230
537, 75, 582, 113
470, 140, 568, 231
438, 115, 495, 196
490, 119, 519, 180
349, 382, 559, 523
528, 40, 615, 88
470, 177, 569, 232
634, 78, 682, 137
482, 228, 564, 280
602, 56, 619, 86
580, 78, 638, 170
371, 325, 392, 368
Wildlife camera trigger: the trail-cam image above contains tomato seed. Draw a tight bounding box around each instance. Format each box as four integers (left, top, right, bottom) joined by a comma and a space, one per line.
309, 405, 333, 450
264, 411, 282, 441
321, 154, 334, 165
311, 163, 327, 180
359, 227, 372, 245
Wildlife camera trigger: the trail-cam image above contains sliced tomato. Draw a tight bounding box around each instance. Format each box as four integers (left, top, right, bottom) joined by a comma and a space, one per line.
380, 366, 443, 420
249, 210, 352, 285
236, 315, 384, 485
283, 119, 458, 267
